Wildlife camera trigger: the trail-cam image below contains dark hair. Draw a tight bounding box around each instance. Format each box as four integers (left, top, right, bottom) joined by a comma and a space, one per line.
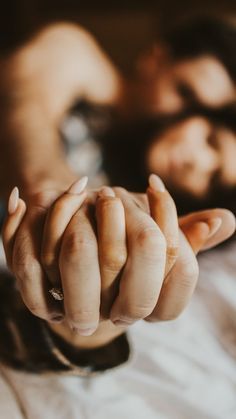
162, 16, 236, 83
104, 16, 236, 219
103, 110, 236, 219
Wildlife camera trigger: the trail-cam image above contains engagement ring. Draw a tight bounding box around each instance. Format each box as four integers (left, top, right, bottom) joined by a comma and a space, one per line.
49, 287, 64, 301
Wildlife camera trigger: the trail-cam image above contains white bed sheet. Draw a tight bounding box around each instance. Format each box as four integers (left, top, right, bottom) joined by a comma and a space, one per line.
0, 239, 235, 419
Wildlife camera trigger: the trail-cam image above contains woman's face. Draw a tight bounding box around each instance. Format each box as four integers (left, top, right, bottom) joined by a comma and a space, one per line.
146, 117, 236, 198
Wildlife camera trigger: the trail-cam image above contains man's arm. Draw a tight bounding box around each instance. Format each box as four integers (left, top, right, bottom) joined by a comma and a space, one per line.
0, 22, 121, 201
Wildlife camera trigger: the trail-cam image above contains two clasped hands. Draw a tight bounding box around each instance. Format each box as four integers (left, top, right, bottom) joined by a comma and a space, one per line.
2, 174, 235, 348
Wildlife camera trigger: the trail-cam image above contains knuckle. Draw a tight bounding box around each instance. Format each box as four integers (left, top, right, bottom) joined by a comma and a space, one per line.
166, 245, 179, 260
52, 198, 68, 215
17, 264, 39, 283
102, 247, 127, 272
29, 191, 54, 211
62, 232, 94, 257
136, 228, 166, 254
68, 309, 96, 325
41, 252, 55, 269
181, 256, 199, 284
99, 197, 117, 210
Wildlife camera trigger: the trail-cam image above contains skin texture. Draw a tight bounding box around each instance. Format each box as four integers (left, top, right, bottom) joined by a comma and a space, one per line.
1, 22, 236, 350
2, 179, 236, 349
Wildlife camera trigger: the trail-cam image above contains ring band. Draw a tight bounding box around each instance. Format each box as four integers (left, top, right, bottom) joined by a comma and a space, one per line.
49, 287, 64, 301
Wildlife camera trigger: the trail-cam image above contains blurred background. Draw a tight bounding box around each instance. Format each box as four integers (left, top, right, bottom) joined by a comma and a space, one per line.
1, 0, 236, 73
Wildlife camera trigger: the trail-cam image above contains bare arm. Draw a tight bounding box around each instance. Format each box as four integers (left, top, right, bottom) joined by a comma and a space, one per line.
0, 22, 121, 200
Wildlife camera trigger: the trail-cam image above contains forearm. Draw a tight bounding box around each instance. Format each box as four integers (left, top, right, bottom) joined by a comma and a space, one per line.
0, 22, 121, 202
0, 99, 76, 201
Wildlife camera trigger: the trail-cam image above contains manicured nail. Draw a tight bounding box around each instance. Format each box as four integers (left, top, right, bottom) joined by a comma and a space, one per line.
98, 186, 115, 198
206, 217, 222, 239
149, 174, 165, 192
71, 327, 97, 336
67, 176, 88, 194
8, 187, 19, 214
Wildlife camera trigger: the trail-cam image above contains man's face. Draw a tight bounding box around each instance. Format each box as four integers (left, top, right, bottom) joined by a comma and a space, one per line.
146, 117, 236, 198
137, 48, 235, 115
138, 48, 236, 198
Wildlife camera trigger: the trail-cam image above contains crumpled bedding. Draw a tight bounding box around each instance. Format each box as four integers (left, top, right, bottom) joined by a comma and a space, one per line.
0, 238, 235, 419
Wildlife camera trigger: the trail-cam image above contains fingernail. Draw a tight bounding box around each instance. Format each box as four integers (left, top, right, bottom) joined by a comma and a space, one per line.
71, 327, 97, 336
149, 174, 165, 192
112, 318, 134, 327
98, 186, 115, 198
206, 217, 222, 239
67, 176, 88, 194
51, 314, 64, 323
69, 321, 98, 336
8, 187, 19, 214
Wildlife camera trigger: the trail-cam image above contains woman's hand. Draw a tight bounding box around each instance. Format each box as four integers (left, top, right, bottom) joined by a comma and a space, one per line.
2, 176, 235, 346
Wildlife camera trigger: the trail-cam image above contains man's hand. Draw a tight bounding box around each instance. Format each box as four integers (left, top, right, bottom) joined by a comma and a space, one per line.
2, 175, 235, 349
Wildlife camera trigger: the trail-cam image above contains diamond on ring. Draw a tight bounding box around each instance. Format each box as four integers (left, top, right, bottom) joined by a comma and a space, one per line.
49, 287, 64, 301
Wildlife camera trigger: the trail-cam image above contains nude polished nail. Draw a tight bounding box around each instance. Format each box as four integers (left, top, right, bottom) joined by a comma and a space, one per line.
67, 176, 88, 194
149, 174, 165, 192
8, 187, 19, 214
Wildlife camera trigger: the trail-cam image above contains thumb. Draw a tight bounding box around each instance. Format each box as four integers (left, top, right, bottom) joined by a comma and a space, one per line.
180, 209, 236, 254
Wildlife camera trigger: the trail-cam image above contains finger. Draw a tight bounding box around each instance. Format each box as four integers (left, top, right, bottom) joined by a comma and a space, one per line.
59, 207, 101, 336
12, 208, 63, 322
110, 188, 167, 326
2, 188, 26, 269
146, 230, 199, 322
181, 221, 210, 254
41, 177, 88, 286
96, 187, 127, 318
147, 174, 179, 275
147, 215, 228, 322
179, 209, 236, 251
